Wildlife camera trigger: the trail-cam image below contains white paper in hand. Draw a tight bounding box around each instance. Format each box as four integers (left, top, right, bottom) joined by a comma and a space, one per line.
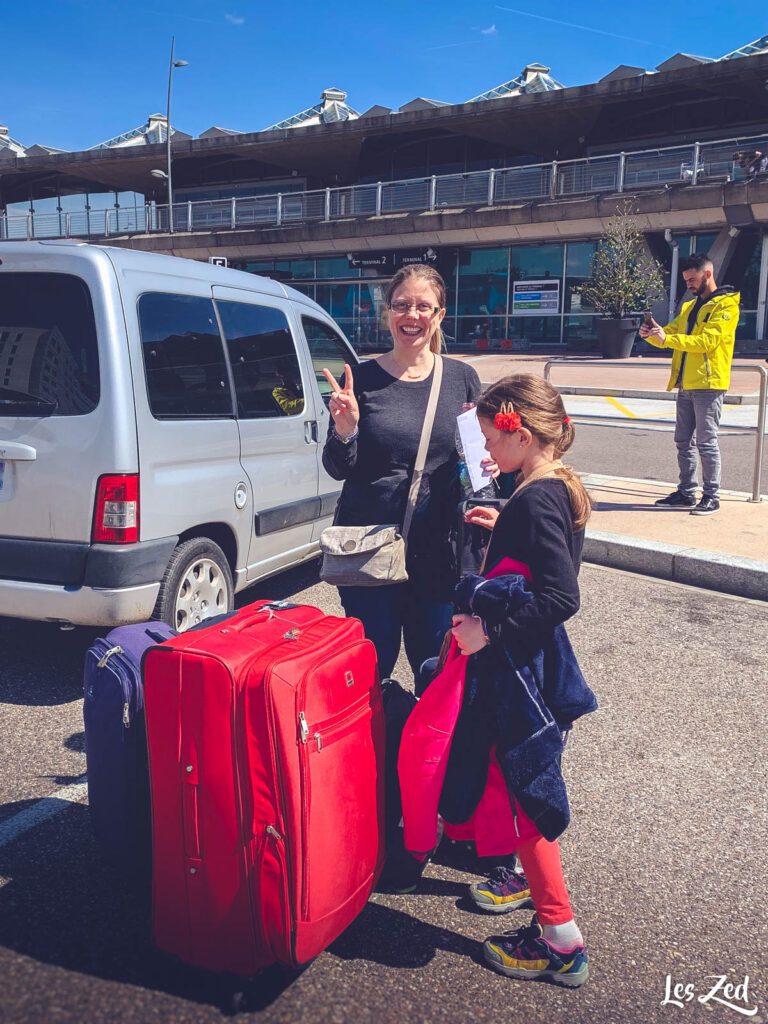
456, 406, 492, 493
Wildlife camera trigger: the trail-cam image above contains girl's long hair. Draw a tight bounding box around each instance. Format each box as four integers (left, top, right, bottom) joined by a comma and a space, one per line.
384, 263, 446, 354
477, 373, 592, 529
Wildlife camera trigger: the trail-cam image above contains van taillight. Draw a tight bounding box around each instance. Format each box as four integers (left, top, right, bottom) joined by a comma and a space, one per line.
93, 474, 139, 543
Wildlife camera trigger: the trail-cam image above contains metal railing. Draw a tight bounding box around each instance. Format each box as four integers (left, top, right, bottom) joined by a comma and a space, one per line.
544, 359, 767, 502
2, 131, 767, 242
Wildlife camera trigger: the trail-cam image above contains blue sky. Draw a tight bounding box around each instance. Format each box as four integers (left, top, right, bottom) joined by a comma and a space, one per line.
3, 0, 765, 151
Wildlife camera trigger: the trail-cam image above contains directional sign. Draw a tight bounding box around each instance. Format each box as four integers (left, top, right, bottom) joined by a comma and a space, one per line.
346, 248, 441, 273
394, 248, 439, 268
346, 252, 393, 271
511, 279, 560, 315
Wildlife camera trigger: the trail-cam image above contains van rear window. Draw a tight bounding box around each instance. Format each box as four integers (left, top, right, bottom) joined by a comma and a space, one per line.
0, 272, 99, 416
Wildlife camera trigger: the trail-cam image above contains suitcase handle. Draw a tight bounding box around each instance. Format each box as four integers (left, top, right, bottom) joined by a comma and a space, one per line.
228, 601, 300, 630
146, 627, 176, 644
183, 777, 200, 859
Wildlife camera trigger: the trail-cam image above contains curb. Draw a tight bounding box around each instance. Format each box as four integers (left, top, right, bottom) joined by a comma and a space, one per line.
583, 530, 768, 601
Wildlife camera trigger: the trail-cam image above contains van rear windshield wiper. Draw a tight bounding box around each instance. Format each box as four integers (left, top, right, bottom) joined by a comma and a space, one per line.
0, 387, 58, 414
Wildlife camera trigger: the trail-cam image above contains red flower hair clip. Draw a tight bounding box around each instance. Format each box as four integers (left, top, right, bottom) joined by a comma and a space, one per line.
494, 402, 522, 433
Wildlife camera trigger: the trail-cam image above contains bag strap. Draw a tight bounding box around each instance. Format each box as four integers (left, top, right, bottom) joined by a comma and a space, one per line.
402, 354, 443, 543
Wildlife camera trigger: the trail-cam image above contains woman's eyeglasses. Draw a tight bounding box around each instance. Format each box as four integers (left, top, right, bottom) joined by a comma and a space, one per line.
388, 301, 440, 316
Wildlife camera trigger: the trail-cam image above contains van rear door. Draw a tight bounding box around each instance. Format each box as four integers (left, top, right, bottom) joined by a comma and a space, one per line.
0, 250, 136, 565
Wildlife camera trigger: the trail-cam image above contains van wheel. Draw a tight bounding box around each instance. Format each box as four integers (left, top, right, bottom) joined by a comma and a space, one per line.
153, 538, 234, 632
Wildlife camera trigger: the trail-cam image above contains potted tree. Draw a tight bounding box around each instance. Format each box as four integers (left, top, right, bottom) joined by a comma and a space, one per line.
575, 201, 665, 358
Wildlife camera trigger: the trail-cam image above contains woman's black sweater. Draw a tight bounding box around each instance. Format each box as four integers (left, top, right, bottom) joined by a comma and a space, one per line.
322, 356, 480, 595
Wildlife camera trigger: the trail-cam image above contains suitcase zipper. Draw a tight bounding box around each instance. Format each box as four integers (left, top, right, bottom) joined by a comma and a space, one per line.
294, 638, 374, 920
302, 693, 372, 754
88, 644, 140, 732
298, 711, 309, 744
96, 644, 124, 668
237, 632, 323, 963
261, 623, 369, 948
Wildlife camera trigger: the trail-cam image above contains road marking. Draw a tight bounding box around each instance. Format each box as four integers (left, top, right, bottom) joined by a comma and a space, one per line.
602, 395, 676, 419
0, 776, 88, 849
603, 395, 639, 418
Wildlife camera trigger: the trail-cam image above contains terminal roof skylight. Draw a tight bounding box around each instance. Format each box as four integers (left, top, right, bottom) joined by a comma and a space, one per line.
87, 114, 191, 150
262, 88, 360, 131
467, 63, 564, 103
720, 34, 768, 60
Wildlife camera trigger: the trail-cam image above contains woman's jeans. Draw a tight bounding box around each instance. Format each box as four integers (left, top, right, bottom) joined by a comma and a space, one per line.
339, 580, 454, 681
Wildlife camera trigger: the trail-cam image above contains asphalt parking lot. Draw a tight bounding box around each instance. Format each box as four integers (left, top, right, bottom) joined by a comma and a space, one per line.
1, 558, 766, 1024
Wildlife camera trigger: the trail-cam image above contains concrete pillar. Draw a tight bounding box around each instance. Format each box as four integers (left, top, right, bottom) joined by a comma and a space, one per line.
706, 226, 742, 281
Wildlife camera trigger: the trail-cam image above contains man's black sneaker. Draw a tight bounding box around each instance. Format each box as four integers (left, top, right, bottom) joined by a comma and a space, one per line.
654, 490, 697, 508
690, 495, 720, 516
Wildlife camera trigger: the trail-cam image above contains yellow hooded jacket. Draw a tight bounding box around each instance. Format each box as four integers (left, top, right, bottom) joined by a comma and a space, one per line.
645, 288, 740, 391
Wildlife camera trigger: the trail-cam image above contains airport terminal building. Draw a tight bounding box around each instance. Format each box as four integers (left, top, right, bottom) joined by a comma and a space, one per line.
2, 35, 768, 352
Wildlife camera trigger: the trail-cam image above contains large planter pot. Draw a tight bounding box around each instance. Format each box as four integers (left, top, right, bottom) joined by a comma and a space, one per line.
596, 318, 639, 359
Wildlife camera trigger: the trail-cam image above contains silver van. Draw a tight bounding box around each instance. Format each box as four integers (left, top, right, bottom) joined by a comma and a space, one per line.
0, 241, 357, 629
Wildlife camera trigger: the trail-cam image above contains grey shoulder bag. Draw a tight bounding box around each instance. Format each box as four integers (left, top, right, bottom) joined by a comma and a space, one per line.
319, 355, 444, 587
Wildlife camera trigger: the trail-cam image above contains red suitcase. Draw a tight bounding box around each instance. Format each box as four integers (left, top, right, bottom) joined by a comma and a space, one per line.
143, 600, 384, 976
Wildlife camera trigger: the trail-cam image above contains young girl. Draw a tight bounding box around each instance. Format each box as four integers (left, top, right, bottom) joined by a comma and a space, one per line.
450, 372, 595, 987
399, 373, 595, 987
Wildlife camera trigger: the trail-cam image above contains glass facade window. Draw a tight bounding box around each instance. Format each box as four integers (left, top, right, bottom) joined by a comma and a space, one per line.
316, 256, 359, 279
456, 316, 507, 348
456, 248, 509, 316
691, 233, 718, 256
509, 244, 564, 297
563, 315, 601, 346
565, 241, 599, 313
508, 315, 562, 344
735, 233, 762, 309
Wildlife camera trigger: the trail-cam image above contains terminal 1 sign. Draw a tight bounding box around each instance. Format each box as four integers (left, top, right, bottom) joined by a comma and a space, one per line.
511, 279, 560, 315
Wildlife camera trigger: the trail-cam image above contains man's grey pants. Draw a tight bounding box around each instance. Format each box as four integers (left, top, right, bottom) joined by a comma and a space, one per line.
674, 388, 725, 498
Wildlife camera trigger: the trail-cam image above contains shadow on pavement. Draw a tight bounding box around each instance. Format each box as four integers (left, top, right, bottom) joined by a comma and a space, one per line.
0, 560, 324, 709
0, 618, 100, 707
0, 803, 300, 1014
234, 558, 323, 609
330, 899, 483, 968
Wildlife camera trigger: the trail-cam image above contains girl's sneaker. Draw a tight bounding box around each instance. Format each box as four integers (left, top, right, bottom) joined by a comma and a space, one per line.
469, 864, 533, 913
483, 914, 588, 988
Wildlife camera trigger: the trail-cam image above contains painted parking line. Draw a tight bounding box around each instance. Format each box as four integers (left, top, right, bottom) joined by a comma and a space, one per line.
0, 776, 88, 849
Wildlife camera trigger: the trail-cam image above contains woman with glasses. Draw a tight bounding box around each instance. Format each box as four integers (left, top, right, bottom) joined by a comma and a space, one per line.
322, 263, 492, 681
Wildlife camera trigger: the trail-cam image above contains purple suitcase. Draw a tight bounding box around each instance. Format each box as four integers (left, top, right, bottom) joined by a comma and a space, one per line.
83, 621, 176, 876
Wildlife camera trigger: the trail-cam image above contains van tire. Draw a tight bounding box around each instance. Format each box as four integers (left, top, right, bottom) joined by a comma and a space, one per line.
153, 537, 234, 632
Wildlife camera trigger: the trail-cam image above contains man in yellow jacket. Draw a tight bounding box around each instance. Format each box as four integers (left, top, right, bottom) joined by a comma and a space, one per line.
639, 254, 740, 516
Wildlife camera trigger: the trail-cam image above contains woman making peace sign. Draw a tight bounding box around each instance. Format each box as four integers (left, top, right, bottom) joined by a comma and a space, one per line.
322, 263, 490, 680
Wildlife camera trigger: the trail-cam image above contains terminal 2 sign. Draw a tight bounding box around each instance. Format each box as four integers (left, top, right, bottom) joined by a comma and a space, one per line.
347, 248, 440, 273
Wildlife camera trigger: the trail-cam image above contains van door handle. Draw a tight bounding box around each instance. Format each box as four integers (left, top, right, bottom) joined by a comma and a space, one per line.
304, 421, 319, 444
0, 441, 37, 461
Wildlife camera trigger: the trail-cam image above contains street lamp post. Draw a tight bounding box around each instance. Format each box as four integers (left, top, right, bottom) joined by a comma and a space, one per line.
164, 36, 188, 234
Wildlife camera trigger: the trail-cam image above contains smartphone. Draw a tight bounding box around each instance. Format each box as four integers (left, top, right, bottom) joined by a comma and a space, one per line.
643, 311, 655, 326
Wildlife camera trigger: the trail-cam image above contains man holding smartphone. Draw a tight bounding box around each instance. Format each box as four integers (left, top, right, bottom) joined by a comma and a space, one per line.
639, 254, 740, 516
